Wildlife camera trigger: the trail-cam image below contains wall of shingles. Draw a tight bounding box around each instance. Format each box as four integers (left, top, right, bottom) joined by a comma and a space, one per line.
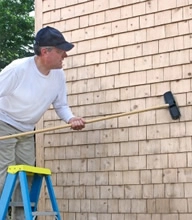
35, 0, 192, 219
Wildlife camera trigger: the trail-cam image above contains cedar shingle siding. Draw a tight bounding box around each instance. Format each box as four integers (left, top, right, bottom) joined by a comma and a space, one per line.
35, 0, 192, 219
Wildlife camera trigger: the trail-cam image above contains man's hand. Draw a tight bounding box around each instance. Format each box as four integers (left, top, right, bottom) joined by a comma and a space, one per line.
68, 117, 85, 130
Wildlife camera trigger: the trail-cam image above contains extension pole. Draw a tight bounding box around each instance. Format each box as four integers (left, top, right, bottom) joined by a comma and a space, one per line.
0, 104, 169, 140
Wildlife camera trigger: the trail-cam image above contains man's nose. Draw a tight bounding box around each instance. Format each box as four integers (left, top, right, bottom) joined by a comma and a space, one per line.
62, 51, 68, 58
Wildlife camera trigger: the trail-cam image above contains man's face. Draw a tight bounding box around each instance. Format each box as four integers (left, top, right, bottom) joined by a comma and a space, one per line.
43, 47, 68, 69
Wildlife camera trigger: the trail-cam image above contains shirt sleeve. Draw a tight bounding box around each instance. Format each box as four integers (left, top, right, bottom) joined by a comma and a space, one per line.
52, 71, 75, 123
0, 64, 19, 97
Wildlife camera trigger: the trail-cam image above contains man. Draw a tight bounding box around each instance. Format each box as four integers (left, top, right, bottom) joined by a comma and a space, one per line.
0, 26, 85, 219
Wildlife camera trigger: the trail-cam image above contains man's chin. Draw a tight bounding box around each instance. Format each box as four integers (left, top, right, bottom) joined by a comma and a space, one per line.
52, 65, 63, 70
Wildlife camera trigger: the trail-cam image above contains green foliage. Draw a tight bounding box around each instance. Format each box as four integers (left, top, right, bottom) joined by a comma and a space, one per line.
0, 0, 34, 69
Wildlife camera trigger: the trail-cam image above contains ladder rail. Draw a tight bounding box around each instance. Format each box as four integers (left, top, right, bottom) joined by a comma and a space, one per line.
30, 173, 43, 211
45, 175, 61, 219
19, 171, 33, 220
0, 173, 18, 220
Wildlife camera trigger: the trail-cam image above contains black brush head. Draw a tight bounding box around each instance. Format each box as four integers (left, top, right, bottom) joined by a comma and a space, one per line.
164, 91, 181, 120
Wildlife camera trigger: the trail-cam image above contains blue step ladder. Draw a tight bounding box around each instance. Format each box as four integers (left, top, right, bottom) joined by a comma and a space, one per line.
0, 165, 61, 220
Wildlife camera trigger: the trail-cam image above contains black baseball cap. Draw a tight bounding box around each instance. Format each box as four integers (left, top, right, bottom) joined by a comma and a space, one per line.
34, 26, 74, 51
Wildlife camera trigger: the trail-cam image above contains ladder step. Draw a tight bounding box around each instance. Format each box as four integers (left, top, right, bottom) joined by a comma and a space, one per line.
32, 211, 58, 216
10, 202, 35, 207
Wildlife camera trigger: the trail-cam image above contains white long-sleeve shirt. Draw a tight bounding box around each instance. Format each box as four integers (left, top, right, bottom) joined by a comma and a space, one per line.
0, 56, 74, 131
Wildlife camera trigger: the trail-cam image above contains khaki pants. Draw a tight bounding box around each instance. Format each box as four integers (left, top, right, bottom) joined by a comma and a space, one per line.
0, 121, 35, 220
